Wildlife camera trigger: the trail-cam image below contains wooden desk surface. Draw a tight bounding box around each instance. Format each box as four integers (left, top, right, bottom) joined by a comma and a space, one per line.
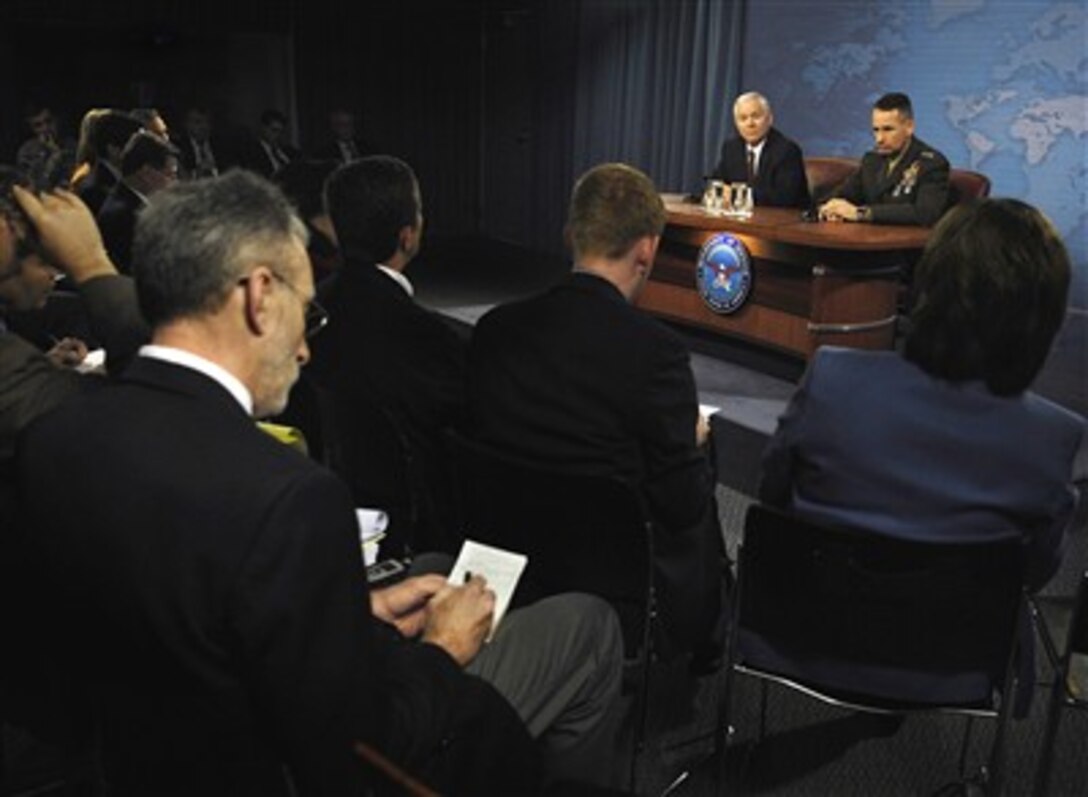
660, 194, 931, 253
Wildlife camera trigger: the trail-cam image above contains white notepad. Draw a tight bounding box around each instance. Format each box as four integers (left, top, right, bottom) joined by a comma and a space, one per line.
448, 539, 528, 639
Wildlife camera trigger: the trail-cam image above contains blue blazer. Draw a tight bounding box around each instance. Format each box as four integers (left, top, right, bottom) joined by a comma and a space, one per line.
758, 346, 1084, 708
761, 346, 1083, 589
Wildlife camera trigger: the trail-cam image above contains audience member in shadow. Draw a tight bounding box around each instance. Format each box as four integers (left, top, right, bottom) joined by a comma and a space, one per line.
311, 107, 369, 166
176, 106, 224, 179
0, 167, 144, 461
0, 167, 146, 748
274, 158, 341, 282
467, 163, 729, 664
15, 102, 74, 191
269, 159, 342, 457
129, 107, 170, 142
71, 110, 142, 216
309, 155, 467, 555
97, 131, 180, 274
761, 197, 1084, 710
237, 108, 299, 179
14, 171, 624, 795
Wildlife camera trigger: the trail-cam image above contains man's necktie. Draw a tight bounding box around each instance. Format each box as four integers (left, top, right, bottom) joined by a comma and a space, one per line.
747, 148, 757, 182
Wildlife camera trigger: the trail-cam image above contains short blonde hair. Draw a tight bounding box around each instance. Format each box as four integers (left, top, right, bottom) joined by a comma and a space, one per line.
565, 163, 665, 259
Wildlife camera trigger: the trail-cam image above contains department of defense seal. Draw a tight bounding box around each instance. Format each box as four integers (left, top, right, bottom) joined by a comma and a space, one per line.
695, 233, 753, 314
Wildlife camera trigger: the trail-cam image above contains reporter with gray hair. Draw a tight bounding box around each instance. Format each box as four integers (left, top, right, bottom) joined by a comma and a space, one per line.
15, 170, 623, 795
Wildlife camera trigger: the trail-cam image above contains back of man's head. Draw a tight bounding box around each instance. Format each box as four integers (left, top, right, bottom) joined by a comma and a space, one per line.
95, 111, 143, 159
133, 170, 306, 328
566, 163, 665, 260
325, 155, 419, 263
873, 92, 913, 119
120, 131, 178, 178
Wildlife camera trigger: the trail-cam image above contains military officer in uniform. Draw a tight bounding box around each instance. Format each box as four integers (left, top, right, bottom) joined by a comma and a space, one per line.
820, 92, 950, 226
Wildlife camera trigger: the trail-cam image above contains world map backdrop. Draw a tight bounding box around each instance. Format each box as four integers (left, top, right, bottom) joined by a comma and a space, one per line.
744, 0, 1086, 305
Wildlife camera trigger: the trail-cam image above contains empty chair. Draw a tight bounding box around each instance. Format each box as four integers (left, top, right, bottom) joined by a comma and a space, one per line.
949, 168, 992, 204
803, 156, 859, 203
716, 504, 1027, 795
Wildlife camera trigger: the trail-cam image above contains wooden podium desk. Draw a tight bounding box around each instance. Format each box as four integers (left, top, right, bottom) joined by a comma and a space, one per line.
638, 195, 931, 359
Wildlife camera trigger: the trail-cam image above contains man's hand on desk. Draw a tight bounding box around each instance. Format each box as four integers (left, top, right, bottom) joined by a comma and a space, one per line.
819, 198, 865, 222
421, 574, 496, 667
370, 573, 447, 638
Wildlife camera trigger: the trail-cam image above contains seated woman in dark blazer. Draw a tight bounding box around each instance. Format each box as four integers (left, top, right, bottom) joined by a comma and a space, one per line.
762, 197, 1082, 588
759, 197, 1083, 710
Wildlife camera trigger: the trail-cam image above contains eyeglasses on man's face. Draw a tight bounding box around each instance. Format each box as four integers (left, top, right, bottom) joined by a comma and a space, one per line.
269, 271, 329, 338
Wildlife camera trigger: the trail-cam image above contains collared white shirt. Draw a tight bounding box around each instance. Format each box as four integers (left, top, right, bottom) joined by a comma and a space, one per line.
338, 140, 360, 164
124, 181, 150, 206
139, 344, 254, 415
260, 140, 288, 172
376, 264, 414, 297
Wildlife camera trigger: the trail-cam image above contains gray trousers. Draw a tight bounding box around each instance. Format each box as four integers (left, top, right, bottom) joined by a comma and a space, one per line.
408, 554, 626, 786
467, 592, 626, 787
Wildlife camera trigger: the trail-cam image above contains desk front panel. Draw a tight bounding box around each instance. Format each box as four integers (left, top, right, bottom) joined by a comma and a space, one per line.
639, 202, 928, 358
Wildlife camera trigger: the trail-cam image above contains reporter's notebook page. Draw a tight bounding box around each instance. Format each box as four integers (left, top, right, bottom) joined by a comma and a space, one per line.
448, 540, 528, 639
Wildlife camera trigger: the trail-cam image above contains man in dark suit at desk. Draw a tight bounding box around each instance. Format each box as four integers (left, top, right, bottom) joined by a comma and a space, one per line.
15, 171, 624, 794
820, 92, 950, 226
710, 91, 810, 209
468, 163, 727, 661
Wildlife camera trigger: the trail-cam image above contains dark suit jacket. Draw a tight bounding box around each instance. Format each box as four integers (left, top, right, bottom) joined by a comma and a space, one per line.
14, 357, 537, 795
711, 127, 810, 209
311, 138, 369, 165
74, 161, 119, 216
96, 181, 146, 275
308, 260, 466, 554
176, 135, 226, 178
467, 272, 724, 651
833, 136, 951, 226
237, 137, 301, 179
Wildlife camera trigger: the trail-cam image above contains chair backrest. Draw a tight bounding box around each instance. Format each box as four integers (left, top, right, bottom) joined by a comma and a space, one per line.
317, 388, 421, 558
445, 429, 654, 654
1070, 573, 1088, 659
734, 504, 1026, 708
804, 156, 859, 201
949, 168, 992, 205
